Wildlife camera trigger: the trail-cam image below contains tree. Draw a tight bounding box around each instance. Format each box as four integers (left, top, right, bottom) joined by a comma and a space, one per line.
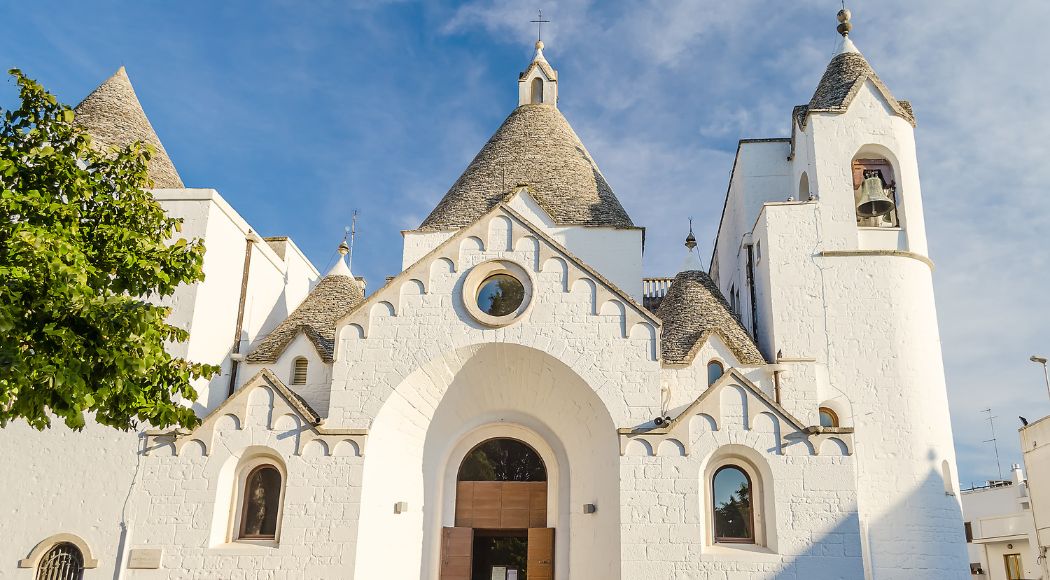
0, 69, 216, 431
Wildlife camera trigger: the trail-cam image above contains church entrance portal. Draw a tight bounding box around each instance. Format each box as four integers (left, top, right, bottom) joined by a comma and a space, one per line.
440, 438, 554, 580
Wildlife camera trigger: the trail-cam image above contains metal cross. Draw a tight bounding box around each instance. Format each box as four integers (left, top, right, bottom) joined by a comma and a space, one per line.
530, 9, 550, 41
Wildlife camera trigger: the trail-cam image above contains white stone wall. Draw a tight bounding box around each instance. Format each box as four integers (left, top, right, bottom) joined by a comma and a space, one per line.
0, 189, 318, 579
127, 382, 366, 579
403, 190, 644, 302
713, 81, 969, 578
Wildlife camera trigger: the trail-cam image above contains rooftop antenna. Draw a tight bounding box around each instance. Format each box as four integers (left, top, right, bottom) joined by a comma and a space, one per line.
347, 210, 359, 271
982, 408, 1004, 481
530, 9, 550, 42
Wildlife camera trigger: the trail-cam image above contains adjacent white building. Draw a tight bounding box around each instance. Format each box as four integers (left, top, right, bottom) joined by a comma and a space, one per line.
1021, 415, 1050, 579
3, 10, 971, 580
961, 465, 1040, 580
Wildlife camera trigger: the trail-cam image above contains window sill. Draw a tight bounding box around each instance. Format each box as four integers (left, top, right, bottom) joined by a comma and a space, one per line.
856, 226, 901, 231
208, 540, 280, 554
702, 543, 779, 562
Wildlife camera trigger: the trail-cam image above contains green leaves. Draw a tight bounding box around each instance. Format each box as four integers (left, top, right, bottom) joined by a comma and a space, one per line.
0, 69, 216, 432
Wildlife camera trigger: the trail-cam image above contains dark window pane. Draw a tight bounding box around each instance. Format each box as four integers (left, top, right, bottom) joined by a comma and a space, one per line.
242, 466, 282, 538
707, 361, 724, 386
458, 438, 547, 482
476, 274, 525, 317
819, 408, 838, 428
713, 466, 753, 542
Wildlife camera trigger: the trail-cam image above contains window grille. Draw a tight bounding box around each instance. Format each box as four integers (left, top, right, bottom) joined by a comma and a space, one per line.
292, 358, 308, 385
36, 543, 84, 580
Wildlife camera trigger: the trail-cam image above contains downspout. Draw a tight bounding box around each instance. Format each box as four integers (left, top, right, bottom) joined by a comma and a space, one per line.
227, 230, 260, 398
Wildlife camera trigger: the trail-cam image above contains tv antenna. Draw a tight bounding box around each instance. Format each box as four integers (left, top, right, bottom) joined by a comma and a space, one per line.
982, 408, 1003, 481
346, 210, 359, 271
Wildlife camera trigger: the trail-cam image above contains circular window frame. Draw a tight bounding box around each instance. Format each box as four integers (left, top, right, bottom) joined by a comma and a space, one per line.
463, 260, 534, 327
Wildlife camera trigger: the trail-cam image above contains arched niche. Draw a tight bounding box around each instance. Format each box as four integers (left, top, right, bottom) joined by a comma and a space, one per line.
18, 533, 99, 569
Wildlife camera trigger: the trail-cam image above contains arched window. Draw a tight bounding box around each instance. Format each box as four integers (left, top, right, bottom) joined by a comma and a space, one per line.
531, 77, 544, 104
818, 407, 839, 428
36, 542, 83, 580
712, 465, 754, 543
291, 357, 308, 385
707, 360, 725, 386
238, 464, 283, 540
458, 438, 547, 482
852, 157, 899, 228
798, 172, 811, 200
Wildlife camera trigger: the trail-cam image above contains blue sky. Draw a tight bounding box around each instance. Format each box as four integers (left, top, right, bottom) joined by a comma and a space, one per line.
3, 0, 1048, 487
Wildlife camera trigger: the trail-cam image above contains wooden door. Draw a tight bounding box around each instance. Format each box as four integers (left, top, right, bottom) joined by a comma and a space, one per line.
527, 527, 554, 580
440, 527, 473, 580
1004, 553, 1023, 580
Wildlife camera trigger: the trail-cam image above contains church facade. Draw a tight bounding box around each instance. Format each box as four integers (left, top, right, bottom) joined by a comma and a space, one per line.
2, 11, 969, 580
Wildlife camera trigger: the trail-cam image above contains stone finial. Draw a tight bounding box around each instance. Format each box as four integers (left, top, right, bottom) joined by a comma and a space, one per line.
837, 7, 853, 37
327, 240, 353, 277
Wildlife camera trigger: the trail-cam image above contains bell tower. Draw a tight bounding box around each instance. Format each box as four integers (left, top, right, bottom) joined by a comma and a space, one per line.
518, 40, 558, 106
785, 9, 969, 578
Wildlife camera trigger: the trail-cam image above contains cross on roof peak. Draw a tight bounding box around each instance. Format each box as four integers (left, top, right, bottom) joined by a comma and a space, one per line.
530, 9, 550, 42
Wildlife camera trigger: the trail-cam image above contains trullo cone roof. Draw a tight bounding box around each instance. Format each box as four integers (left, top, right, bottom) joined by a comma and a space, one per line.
74, 67, 185, 188
419, 104, 635, 230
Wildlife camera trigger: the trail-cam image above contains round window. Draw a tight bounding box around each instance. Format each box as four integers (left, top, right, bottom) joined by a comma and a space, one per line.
476, 274, 525, 317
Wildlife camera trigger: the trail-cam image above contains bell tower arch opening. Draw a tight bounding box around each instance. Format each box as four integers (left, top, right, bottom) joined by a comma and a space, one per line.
531, 77, 544, 104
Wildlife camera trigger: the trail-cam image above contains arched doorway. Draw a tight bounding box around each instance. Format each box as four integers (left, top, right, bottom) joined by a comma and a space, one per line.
441, 438, 554, 580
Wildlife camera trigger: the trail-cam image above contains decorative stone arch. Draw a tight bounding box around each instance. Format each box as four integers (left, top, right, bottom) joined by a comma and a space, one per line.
700, 444, 778, 551
18, 533, 99, 569
353, 342, 621, 580
442, 423, 563, 529
210, 445, 289, 546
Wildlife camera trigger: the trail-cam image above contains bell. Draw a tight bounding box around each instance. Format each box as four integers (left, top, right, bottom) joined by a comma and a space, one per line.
856, 175, 895, 218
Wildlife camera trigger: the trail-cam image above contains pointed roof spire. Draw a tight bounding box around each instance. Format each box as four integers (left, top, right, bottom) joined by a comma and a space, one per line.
794, 7, 916, 130
680, 219, 704, 272
74, 67, 185, 188
326, 238, 353, 277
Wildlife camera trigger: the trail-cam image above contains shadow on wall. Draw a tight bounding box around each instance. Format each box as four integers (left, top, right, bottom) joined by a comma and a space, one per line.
762, 459, 966, 579
863, 457, 969, 579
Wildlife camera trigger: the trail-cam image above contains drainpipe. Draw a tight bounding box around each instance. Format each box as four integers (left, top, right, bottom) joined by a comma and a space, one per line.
227, 230, 260, 398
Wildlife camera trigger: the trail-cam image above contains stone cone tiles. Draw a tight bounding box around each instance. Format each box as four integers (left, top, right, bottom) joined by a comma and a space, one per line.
796, 50, 915, 129
656, 270, 765, 365
246, 274, 365, 363
419, 104, 635, 231
74, 66, 185, 188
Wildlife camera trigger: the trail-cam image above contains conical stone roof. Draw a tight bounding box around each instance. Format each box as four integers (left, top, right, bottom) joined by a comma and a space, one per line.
656, 270, 765, 366
74, 67, 185, 188
419, 104, 634, 231
246, 272, 365, 363
795, 43, 915, 130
